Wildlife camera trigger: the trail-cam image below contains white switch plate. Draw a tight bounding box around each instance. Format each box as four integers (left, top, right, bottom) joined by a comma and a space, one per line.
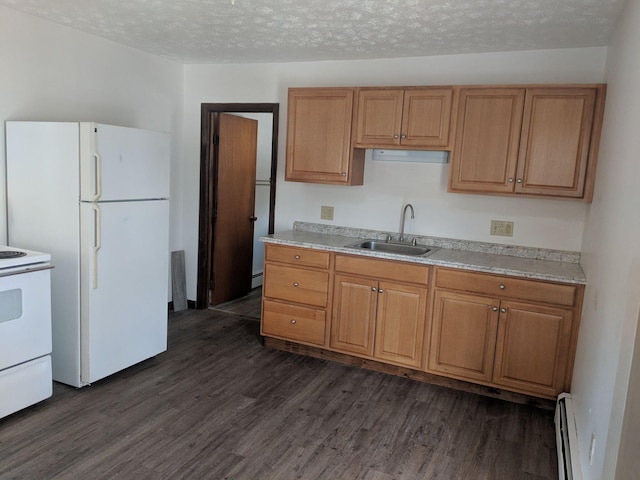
320, 205, 334, 221
490, 220, 514, 237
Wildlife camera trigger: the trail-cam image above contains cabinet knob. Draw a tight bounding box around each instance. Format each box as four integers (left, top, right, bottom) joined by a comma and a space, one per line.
500, 308, 507, 313
508, 178, 514, 183
293, 282, 299, 287
378, 289, 384, 293
516, 178, 523, 183
371, 287, 377, 292
342, 172, 347, 176
492, 306, 499, 312
393, 134, 399, 139
290, 319, 297, 325
499, 284, 505, 290
294, 255, 300, 260
400, 134, 406, 139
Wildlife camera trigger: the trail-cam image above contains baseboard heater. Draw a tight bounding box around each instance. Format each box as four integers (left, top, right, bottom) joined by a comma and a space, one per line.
555, 393, 583, 480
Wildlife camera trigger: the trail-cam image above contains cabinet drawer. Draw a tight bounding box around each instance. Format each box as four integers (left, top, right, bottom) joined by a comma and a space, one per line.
265, 244, 330, 269
335, 255, 429, 285
435, 268, 576, 307
262, 300, 326, 346
263, 264, 329, 307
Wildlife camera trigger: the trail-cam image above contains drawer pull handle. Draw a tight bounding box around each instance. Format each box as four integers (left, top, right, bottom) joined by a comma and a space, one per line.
294, 255, 300, 260
290, 319, 297, 325
293, 282, 299, 287
492, 306, 499, 312
499, 284, 505, 290
500, 308, 507, 313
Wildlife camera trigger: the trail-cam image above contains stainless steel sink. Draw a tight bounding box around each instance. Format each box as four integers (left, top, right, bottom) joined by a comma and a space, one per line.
346, 239, 437, 256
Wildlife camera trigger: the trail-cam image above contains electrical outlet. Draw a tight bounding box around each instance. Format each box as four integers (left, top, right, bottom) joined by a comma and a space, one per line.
589, 433, 596, 465
320, 205, 334, 221
490, 220, 514, 237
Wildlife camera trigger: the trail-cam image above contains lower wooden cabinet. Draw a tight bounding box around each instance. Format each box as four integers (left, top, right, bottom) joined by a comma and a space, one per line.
373, 281, 428, 367
493, 301, 573, 397
428, 290, 499, 383
261, 244, 331, 347
262, 300, 327, 346
261, 245, 583, 401
331, 274, 428, 367
330, 274, 378, 356
330, 258, 429, 369
427, 267, 581, 398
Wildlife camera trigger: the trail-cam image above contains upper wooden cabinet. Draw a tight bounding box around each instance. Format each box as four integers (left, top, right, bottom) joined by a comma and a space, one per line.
354, 87, 454, 149
449, 85, 606, 201
285, 88, 364, 185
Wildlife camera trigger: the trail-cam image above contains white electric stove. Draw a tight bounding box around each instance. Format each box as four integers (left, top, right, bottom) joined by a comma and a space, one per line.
0, 245, 53, 419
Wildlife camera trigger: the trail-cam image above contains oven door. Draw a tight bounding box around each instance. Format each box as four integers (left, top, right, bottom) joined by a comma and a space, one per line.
0, 267, 52, 371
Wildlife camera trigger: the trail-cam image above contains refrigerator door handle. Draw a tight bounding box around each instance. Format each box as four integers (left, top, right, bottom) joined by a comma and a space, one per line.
92, 204, 101, 289
93, 152, 102, 201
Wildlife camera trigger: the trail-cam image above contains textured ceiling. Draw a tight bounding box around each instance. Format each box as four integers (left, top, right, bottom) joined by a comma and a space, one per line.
0, 0, 626, 64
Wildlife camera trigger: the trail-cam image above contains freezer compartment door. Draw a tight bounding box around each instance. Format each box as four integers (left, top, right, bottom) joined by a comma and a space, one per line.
80, 123, 170, 202
80, 200, 170, 385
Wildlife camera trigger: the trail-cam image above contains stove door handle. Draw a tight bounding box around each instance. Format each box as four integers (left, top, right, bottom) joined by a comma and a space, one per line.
93, 204, 101, 289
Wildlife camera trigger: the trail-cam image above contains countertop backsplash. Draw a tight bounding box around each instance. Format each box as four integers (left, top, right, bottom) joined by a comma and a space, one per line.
293, 221, 581, 264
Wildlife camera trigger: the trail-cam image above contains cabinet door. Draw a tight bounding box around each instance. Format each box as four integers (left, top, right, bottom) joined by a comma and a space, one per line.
401, 89, 453, 148
516, 88, 596, 198
374, 281, 428, 368
330, 274, 378, 356
428, 290, 499, 382
355, 89, 404, 146
286, 88, 363, 185
493, 301, 573, 397
449, 88, 525, 193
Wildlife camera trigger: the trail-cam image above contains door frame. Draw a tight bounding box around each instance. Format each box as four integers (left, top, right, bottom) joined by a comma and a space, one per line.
196, 103, 279, 309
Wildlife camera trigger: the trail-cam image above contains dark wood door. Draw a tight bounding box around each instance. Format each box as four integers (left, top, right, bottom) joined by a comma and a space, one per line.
211, 113, 258, 306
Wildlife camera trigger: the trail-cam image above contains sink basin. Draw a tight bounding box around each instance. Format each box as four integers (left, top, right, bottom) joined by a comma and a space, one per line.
347, 239, 437, 256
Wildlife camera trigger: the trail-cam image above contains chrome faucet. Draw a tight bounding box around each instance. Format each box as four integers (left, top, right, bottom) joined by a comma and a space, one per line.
399, 203, 414, 243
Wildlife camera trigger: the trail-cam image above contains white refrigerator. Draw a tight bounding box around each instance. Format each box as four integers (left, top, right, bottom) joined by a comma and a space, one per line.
6, 121, 171, 388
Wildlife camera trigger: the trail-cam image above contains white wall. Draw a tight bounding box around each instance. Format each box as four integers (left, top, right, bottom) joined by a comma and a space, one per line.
0, 6, 184, 261
572, 0, 640, 478
182, 47, 606, 300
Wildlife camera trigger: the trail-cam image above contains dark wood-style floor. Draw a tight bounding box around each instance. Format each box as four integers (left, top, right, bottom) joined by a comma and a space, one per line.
0, 296, 558, 480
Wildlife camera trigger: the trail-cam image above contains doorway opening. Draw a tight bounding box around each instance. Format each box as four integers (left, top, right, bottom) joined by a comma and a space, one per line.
196, 103, 279, 309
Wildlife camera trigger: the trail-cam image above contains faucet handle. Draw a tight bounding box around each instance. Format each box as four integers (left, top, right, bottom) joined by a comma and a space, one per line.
412, 238, 417, 246
385, 234, 392, 242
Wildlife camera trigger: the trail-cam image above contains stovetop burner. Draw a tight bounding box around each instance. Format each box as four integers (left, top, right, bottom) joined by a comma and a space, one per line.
0, 251, 27, 259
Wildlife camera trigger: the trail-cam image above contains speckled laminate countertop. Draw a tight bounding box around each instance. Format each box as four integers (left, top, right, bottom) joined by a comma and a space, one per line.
260, 224, 587, 285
